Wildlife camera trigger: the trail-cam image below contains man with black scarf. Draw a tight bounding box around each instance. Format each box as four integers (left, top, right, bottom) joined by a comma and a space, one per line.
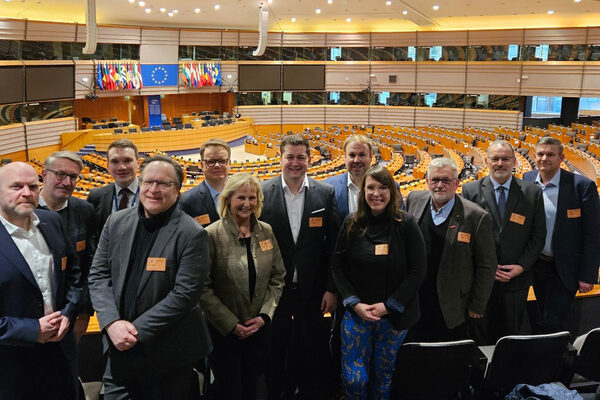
89, 155, 212, 400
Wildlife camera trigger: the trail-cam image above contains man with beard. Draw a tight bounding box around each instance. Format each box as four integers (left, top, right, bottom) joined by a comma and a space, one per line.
462, 141, 546, 344
405, 157, 496, 342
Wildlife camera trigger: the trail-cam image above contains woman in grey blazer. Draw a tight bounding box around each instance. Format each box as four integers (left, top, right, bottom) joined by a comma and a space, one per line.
200, 173, 285, 400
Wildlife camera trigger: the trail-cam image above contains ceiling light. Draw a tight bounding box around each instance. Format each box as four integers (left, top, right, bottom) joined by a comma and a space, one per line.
346, 17, 351, 22
547, 10, 554, 14
403, 9, 408, 14
386, 0, 392, 4
194, 8, 201, 13
574, 0, 581, 2
160, 7, 166, 12
316, 8, 321, 14
328, 0, 333, 4
82, 77, 89, 82
268, 0, 273, 3
172, 9, 178, 13
128, 0, 134, 3
145, 8, 151, 13
168, 12, 174, 16
138, 1, 145, 6
214, 4, 220, 10
291, 17, 296, 22
433, 4, 439, 10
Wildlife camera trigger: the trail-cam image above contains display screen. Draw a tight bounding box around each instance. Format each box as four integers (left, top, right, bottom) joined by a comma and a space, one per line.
25, 65, 75, 102
238, 65, 281, 91
0, 67, 24, 105
283, 65, 325, 91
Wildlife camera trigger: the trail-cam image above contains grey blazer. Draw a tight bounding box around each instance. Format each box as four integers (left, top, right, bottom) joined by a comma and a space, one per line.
89, 205, 212, 372
406, 191, 497, 329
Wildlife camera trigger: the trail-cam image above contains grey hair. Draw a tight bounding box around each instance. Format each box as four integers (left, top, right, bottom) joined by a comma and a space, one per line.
427, 157, 459, 179
487, 140, 515, 156
44, 151, 84, 171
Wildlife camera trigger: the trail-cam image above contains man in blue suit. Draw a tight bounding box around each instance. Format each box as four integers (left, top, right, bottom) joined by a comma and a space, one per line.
0, 162, 82, 400
523, 136, 600, 333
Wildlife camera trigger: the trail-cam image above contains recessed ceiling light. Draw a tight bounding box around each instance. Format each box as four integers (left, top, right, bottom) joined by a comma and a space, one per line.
386, 0, 392, 5
128, 0, 134, 3
291, 17, 296, 22
316, 8, 321, 13
268, 0, 273, 3
160, 7, 166, 12
145, 8, 151, 13
328, 0, 333, 4
172, 9, 178, 13
214, 4, 220, 10
194, 8, 201, 13
346, 17, 351, 22
433, 4, 439, 10
168, 12, 174, 16
403, 9, 408, 14
138, 1, 145, 6
574, 0, 581, 2
547, 9, 554, 14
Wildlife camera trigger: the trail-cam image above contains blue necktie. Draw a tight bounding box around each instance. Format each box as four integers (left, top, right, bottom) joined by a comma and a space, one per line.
497, 186, 506, 220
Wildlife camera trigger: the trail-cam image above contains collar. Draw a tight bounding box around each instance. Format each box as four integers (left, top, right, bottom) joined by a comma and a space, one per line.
281, 174, 309, 194
204, 180, 221, 200
535, 169, 561, 188
0, 212, 40, 236
114, 178, 139, 195
223, 212, 261, 237
346, 173, 360, 191
489, 175, 512, 191
430, 194, 456, 215
38, 193, 68, 212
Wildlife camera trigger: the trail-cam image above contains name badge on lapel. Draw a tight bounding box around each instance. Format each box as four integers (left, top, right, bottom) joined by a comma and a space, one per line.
195, 214, 211, 225
309, 217, 323, 228
567, 208, 581, 218
375, 244, 389, 255
259, 239, 273, 251
76, 240, 86, 252
146, 257, 166, 272
509, 213, 526, 225
61, 257, 67, 271
457, 232, 471, 243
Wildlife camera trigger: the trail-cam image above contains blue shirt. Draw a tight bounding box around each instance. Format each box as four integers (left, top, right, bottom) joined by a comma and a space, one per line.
535, 170, 561, 256
205, 181, 221, 211
490, 175, 512, 204
430, 195, 456, 226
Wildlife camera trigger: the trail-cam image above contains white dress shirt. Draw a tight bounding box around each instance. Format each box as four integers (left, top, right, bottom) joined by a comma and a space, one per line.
282, 174, 309, 283
347, 173, 360, 215
0, 213, 55, 315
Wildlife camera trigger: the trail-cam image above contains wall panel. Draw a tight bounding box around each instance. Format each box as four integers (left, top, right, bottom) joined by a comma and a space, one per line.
465, 62, 521, 95
325, 64, 370, 91
238, 105, 282, 125
467, 29, 524, 45
581, 63, 600, 97
523, 28, 588, 45
416, 62, 467, 93
0, 123, 26, 155
282, 106, 325, 124
369, 106, 415, 126
464, 109, 522, 131
25, 21, 76, 42
520, 62, 584, 97
239, 31, 282, 47
282, 33, 327, 47
24, 117, 77, 150
327, 33, 370, 47
417, 31, 468, 46
371, 32, 417, 47
140, 28, 179, 46
0, 19, 26, 41
370, 63, 416, 92
415, 107, 464, 129
179, 30, 222, 46
324, 106, 369, 125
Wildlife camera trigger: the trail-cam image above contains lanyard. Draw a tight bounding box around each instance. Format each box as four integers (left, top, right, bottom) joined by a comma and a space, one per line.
113, 187, 139, 211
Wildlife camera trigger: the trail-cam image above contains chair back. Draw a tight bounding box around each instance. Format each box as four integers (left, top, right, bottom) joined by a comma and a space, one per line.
391, 339, 476, 399
574, 328, 600, 381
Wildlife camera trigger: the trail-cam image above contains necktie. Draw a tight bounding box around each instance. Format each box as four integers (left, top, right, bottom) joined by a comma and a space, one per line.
497, 186, 506, 220
119, 188, 131, 211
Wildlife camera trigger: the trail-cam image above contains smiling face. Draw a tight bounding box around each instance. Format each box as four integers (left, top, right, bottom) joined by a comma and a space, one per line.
281, 143, 310, 184
139, 161, 179, 217
107, 146, 138, 187
0, 162, 40, 225
201, 145, 230, 186
229, 183, 258, 226
486, 144, 516, 184
364, 175, 390, 216
534, 144, 565, 178
427, 166, 459, 209
42, 157, 80, 204
345, 141, 371, 183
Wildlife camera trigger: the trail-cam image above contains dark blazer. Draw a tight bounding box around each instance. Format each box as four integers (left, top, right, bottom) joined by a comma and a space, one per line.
406, 191, 497, 329
0, 209, 82, 354
88, 206, 212, 373
324, 171, 404, 221
461, 176, 546, 291
523, 169, 600, 290
180, 180, 220, 227
87, 183, 116, 238
260, 176, 340, 305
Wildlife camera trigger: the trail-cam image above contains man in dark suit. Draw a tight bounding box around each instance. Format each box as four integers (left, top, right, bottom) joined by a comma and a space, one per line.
406, 157, 497, 342
0, 162, 82, 400
462, 141, 546, 344
523, 136, 600, 333
89, 155, 212, 399
181, 138, 230, 227
39, 151, 98, 338
87, 139, 139, 237
260, 135, 340, 400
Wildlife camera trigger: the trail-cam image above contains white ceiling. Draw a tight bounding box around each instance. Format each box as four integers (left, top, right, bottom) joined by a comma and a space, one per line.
1, 0, 599, 33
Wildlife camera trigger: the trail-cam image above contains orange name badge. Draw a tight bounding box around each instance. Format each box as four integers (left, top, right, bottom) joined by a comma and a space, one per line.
61, 257, 67, 271
375, 244, 389, 256
195, 214, 211, 226
75, 240, 86, 252
259, 239, 273, 251
309, 217, 323, 228
146, 257, 166, 272
457, 232, 471, 243
509, 213, 526, 225
567, 208, 581, 219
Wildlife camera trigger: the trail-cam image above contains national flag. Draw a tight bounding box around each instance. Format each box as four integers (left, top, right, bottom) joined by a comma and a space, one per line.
96, 63, 103, 90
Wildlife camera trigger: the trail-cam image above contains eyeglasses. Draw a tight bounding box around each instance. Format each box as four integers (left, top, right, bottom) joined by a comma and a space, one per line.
489, 156, 514, 163
203, 159, 229, 167
140, 179, 176, 190
365, 185, 390, 194
429, 177, 456, 186
47, 169, 80, 182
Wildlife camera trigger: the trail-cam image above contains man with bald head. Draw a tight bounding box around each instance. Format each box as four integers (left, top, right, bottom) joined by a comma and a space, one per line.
0, 162, 82, 400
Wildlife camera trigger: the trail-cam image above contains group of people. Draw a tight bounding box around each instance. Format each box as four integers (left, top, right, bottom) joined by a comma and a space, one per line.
0, 131, 599, 400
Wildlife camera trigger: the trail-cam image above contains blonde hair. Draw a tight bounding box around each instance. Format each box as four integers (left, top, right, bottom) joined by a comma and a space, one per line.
218, 173, 264, 219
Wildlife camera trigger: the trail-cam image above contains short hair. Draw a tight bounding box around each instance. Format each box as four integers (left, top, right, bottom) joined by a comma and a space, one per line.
343, 134, 372, 154
280, 134, 310, 156
427, 157, 459, 179
487, 140, 515, 156
199, 138, 231, 159
218, 173, 264, 219
107, 139, 139, 160
139, 155, 184, 190
536, 136, 564, 155
44, 151, 83, 171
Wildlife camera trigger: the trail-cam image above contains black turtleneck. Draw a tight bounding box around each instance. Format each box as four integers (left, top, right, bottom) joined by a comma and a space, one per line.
120, 199, 179, 322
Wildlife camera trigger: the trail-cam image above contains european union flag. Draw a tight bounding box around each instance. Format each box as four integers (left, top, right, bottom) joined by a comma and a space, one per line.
140, 64, 179, 87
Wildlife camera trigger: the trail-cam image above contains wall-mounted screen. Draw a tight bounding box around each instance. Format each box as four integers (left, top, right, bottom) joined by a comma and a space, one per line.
25, 65, 75, 102
238, 65, 281, 91
0, 67, 24, 105
283, 65, 325, 91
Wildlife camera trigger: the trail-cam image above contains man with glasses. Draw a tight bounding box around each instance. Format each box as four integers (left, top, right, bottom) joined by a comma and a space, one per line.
181, 138, 231, 227
405, 157, 496, 342
39, 151, 98, 339
89, 155, 212, 399
462, 141, 546, 344
87, 139, 140, 237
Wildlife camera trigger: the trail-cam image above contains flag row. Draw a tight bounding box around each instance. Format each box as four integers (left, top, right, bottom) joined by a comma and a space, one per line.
181, 62, 222, 88
96, 62, 143, 91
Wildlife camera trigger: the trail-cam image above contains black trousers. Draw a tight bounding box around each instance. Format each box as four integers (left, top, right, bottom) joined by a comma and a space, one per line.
532, 258, 576, 334
266, 287, 332, 400
208, 324, 268, 400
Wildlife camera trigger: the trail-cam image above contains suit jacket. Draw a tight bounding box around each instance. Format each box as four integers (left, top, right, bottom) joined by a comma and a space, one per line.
0, 209, 82, 357
523, 169, 600, 290
88, 206, 212, 372
324, 171, 404, 221
461, 176, 546, 291
180, 180, 220, 227
260, 175, 340, 306
200, 214, 286, 336
406, 191, 497, 329
87, 183, 116, 238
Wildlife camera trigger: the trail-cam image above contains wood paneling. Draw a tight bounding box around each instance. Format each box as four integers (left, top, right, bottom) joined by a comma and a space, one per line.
283, 33, 327, 47
0, 123, 26, 155
417, 31, 468, 46
0, 19, 26, 41
468, 29, 525, 46
520, 62, 584, 97
0, 149, 27, 162
74, 96, 132, 127
416, 62, 467, 93
26, 21, 77, 42
160, 93, 234, 118
523, 28, 588, 45
371, 32, 417, 47
327, 33, 370, 47
466, 62, 521, 95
